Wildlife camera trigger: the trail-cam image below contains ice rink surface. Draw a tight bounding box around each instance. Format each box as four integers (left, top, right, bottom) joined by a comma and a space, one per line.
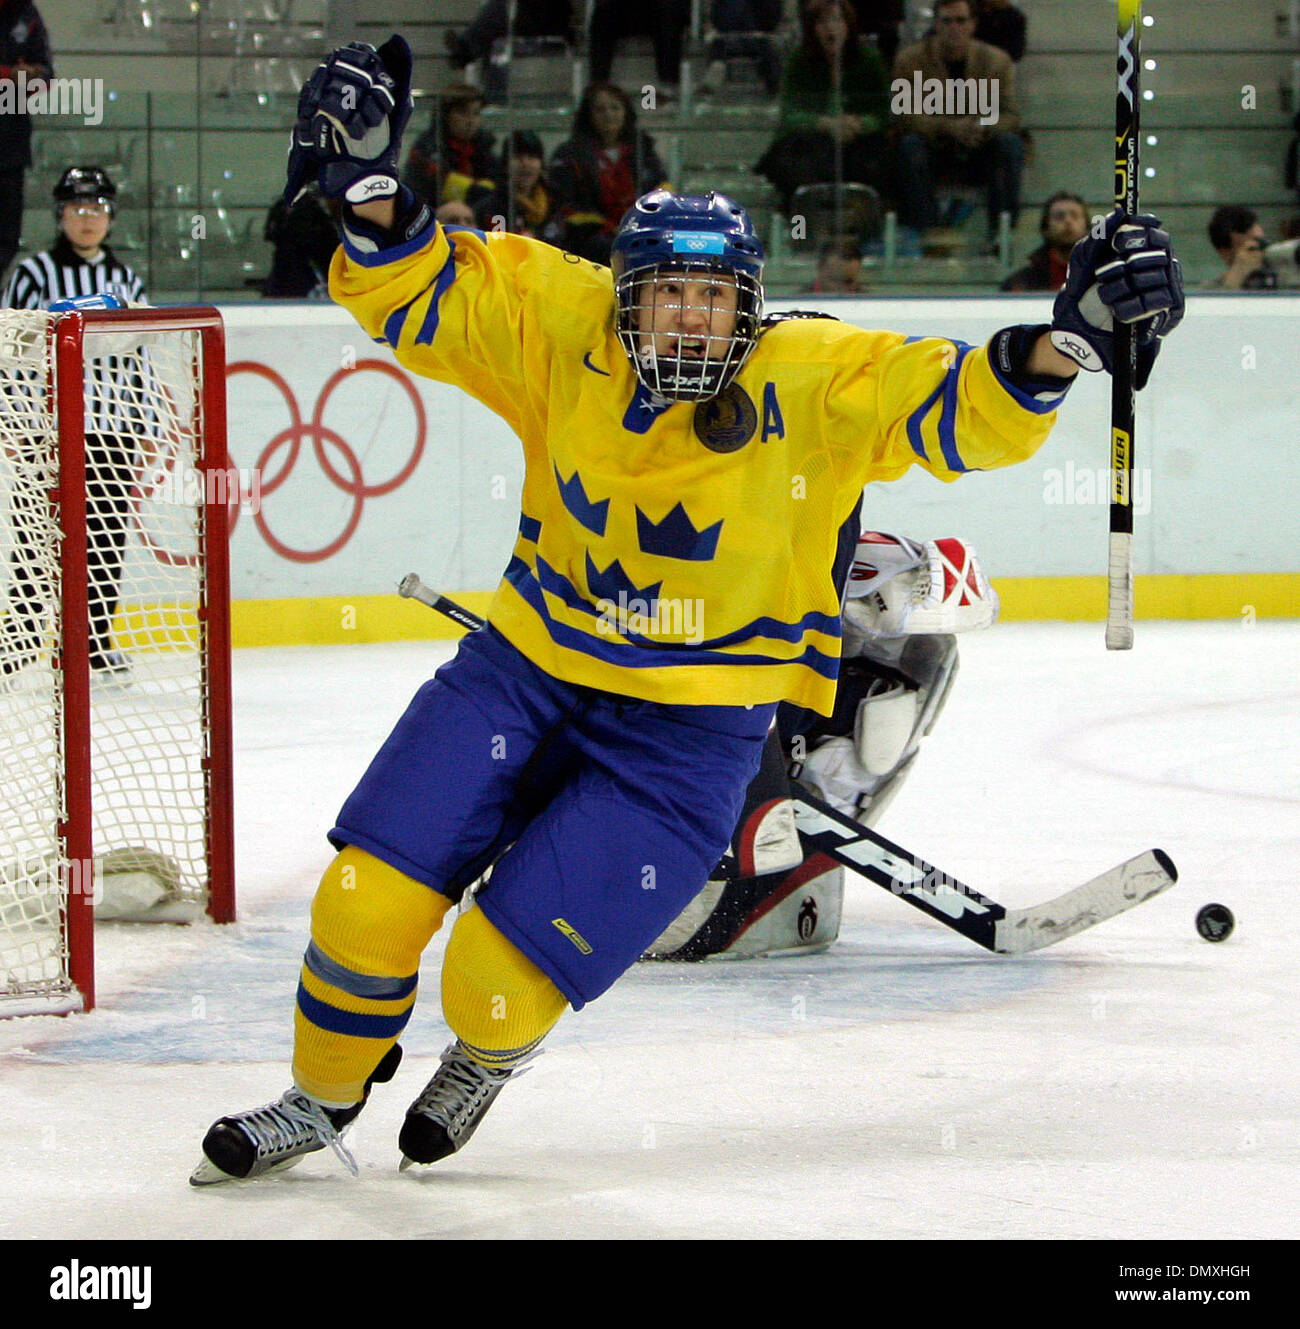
1, 620, 1297, 1241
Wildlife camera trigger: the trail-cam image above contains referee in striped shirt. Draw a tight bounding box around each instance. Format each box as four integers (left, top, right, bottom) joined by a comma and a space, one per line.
2, 166, 146, 675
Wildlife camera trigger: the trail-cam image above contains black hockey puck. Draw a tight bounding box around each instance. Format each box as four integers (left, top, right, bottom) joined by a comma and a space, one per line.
1196, 903, 1234, 942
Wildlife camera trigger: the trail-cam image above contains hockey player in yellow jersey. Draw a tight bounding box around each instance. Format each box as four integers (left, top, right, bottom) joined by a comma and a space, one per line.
334, 196, 1057, 718
191, 36, 1184, 1184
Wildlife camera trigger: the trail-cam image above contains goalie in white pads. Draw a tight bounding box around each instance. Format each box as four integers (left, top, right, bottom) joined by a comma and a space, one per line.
645, 527, 997, 961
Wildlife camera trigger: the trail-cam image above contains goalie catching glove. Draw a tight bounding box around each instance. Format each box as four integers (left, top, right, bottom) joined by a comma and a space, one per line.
842, 532, 999, 641
284, 34, 413, 207
1049, 209, 1185, 390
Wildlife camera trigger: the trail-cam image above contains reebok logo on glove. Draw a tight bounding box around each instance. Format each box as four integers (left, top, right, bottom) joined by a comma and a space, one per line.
1049, 330, 1098, 371
350, 176, 399, 202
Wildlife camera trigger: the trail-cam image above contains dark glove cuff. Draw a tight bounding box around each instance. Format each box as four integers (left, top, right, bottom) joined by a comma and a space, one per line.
343, 185, 431, 250
990, 323, 1077, 393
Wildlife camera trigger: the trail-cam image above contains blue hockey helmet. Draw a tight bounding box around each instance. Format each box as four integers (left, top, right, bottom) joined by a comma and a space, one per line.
610, 190, 764, 402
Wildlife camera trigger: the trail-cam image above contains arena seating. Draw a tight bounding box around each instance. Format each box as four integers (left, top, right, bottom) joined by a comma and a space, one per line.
15, 0, 1297, 297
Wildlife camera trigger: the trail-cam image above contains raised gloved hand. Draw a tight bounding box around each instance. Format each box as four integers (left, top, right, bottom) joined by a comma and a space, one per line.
284, 35, 413, 207
1050, 210, 1185, 390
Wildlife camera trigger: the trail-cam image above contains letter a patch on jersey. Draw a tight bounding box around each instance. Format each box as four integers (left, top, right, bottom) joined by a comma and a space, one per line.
761, 382, 785, 440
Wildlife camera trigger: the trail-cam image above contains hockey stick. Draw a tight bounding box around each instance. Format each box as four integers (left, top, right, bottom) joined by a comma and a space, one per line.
396, 573, 486, 633
1107, 0, 1142, 650
396, 573, 1179, 954
789, 792, 1175, 955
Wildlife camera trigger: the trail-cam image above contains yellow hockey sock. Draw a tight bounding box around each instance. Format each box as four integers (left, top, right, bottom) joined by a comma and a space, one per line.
441, 904, 568, 1070
294, 846, 452, 1103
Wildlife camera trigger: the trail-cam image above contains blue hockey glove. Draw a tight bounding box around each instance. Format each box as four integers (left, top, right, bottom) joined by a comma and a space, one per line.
284, 35, 413, 207
48, 294, 126, 311
1049, 210, 1185, 390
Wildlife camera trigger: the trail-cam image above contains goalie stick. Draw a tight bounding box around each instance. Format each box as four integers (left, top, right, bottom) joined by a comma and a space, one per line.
396, 574, 1178, 953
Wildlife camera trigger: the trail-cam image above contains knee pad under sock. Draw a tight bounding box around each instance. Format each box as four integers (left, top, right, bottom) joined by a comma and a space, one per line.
294, 846, 452, 1102
440, 904, 568, 1070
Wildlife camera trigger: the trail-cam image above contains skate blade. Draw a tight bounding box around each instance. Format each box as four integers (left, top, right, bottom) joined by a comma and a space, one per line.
188, 1154, 305, 1187
189, 1156, 238, 1187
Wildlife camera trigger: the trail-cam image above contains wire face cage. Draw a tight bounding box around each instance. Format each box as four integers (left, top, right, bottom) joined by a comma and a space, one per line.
614, 265, 763, 402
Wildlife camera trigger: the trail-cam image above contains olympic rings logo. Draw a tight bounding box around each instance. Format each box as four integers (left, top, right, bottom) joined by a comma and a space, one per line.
224, 359, 428, 563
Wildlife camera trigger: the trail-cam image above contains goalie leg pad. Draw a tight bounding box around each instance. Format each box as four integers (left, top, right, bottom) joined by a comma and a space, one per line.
293, 846, 452, 1103
643, 861, 845, 961
727, 726, 803, 878
795, 635, 959, 827
904, 633, 961, 740
854, 679, 918, 775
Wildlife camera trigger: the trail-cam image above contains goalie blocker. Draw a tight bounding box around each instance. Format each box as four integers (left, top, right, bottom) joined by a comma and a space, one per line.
643, 531, 995, 962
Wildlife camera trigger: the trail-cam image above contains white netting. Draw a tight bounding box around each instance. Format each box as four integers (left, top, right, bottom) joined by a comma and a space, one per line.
0, 311, 69, 1005
0, 310, 218, 1011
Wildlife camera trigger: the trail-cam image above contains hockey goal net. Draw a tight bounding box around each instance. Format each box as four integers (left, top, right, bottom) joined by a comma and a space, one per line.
0, 305, 234, 1016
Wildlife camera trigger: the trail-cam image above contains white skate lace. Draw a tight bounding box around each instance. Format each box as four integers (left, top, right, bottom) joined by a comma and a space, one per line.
239, 1088, 359, 1176
408, 1044, 537, 1136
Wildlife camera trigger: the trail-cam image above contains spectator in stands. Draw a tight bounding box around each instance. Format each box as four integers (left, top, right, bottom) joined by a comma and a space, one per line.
1207, 204, 1300, 289
403, 84, 500, 208
999, 190, 1087, 292
851, 1, 905, 68
811, 236, 863, 292
588, 0, 691, 100
892, 0, 1023, 245
755, 0, 891, 214
699, 1, 785, 99
0, 0, 54, 282
444, 1, 573, 69
975, 0, 1026, 62
549, 82, 669, 264
444, 1, 574, 103
468, 130, 558, 240
436, 199, 478, 227
260, 186, 337, 298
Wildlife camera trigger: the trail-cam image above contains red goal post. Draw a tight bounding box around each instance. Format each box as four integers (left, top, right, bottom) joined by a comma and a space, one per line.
0, 305, 235, 1016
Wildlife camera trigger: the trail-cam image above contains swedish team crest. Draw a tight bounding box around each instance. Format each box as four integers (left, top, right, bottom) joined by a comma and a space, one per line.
693, 384, 757, 454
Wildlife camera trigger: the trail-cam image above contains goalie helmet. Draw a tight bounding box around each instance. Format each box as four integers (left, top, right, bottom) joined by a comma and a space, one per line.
610, 189, 764, 402
53, 166, 117, 219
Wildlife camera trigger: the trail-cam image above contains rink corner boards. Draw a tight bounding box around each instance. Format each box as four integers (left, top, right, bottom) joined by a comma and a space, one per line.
226, 575, 1299, 649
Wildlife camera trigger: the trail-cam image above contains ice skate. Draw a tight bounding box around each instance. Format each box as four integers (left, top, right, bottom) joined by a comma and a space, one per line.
190, 1044, 401, 1186
398, 1040, 537, 1169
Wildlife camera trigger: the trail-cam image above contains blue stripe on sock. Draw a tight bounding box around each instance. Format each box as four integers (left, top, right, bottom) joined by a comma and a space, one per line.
303, 942, 418, 1001
296, 983, 413, 1040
